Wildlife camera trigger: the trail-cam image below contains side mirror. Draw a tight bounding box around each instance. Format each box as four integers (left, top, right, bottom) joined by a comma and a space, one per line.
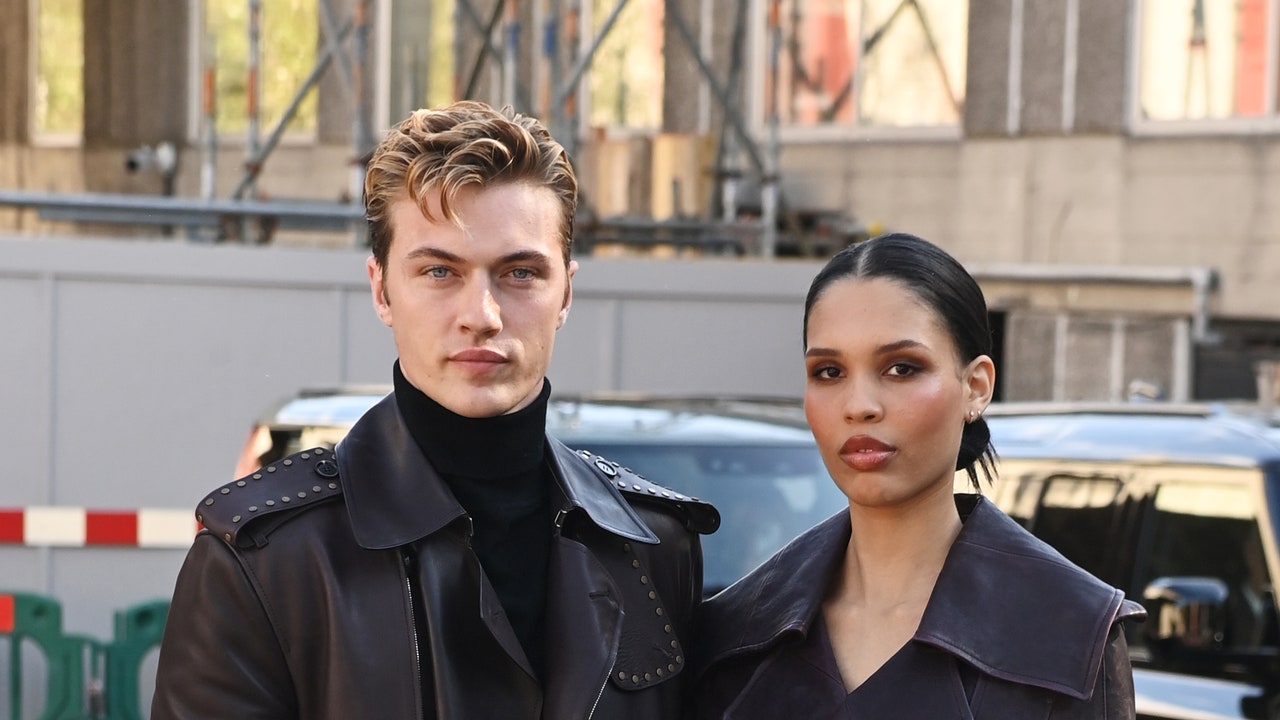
1142, 576, 1229, 651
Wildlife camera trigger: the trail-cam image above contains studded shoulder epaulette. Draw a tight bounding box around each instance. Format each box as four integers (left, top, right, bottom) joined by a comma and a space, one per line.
196, 447, 344, 548
571, 449, 720, 535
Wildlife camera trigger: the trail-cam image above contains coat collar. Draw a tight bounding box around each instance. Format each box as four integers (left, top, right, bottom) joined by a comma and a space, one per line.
695, 495, 1134, 700
336, 393, 660, 550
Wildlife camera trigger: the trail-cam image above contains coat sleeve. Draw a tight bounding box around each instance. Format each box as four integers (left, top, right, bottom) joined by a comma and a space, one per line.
151, 533, 298, 720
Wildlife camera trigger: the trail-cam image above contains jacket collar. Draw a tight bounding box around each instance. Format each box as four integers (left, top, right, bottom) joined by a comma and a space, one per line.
695, 495, 1127, 700
336, 393, 659, 549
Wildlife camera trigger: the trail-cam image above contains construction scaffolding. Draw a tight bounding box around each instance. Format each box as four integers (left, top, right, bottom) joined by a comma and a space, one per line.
0, 0, 870, 257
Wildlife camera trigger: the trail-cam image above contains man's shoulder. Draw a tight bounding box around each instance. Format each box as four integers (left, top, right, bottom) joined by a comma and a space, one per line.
558, 446, 720, 537
196, 447, 347, 549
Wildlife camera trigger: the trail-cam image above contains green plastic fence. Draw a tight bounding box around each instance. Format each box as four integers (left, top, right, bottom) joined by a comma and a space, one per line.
1, 592, 168, 720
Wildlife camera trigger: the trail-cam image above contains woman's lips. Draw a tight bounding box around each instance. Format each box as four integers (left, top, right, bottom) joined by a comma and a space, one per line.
838, 435, 897, 472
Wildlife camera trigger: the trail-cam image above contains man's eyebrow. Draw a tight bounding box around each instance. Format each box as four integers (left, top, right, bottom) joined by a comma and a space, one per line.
400, 247, 554, 266
403, 246, 464, 263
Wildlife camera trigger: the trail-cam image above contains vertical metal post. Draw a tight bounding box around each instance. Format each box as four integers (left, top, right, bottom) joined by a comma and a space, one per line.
244, 0, 263, 241
760, 0, 782, 258
504, 0, 520, 109
351, 0, 371, 246
201, 34, 218, 204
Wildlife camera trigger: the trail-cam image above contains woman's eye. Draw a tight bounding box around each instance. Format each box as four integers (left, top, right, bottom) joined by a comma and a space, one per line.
811, 366, 841, 380
886, 362, 919, 377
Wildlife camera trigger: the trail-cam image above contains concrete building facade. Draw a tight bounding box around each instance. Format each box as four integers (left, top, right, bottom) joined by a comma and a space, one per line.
1, 0, 1278, 402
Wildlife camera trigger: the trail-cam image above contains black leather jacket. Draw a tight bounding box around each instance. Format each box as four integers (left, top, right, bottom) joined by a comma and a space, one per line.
152, 395, 718, 720
691, 495, 1146, 719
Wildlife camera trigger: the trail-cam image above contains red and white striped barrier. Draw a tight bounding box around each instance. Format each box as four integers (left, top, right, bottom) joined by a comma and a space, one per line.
0, 508, 198, 548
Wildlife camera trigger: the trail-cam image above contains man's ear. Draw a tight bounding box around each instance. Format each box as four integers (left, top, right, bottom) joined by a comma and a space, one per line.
557, 260, 578, 329
367, 256, 393, 328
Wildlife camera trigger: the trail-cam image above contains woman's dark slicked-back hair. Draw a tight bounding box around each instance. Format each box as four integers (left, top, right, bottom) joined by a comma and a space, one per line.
803, 232, 997, 488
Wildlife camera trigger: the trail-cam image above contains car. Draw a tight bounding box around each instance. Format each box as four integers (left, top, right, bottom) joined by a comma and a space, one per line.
234, 387, 849, 595
979, 402, 1280, 720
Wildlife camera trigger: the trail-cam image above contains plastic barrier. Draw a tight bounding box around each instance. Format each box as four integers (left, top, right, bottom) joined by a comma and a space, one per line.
0, 593, 168, 720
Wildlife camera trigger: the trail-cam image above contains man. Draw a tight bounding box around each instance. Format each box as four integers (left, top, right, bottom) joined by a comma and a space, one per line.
152, 101, 718, 719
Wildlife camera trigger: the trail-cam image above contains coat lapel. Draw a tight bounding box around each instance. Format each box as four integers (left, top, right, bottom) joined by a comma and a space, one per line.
542, 535, 623, 720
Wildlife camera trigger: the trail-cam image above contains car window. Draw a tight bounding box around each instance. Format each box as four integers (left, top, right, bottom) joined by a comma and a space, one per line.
573, 442, 846, 595
1030, 475, 1123, 580
1134, 482, 1277, 651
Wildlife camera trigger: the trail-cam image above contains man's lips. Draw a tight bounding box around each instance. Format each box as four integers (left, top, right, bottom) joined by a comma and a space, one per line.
449, 348, 507, 364
838, 435, 897, 472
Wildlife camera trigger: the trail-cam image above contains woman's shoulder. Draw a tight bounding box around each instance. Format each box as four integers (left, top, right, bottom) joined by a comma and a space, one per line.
918, 495, 1146, 701
692, 510, 849, 673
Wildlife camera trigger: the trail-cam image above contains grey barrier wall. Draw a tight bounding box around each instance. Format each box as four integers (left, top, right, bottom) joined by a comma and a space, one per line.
0, 234, 824, 642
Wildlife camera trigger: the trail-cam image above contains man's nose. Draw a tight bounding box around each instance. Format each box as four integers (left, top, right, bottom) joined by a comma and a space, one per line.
459, 280, 502, 336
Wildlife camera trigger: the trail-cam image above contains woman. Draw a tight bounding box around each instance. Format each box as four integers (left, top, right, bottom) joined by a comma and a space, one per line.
690, 233, 1146, 718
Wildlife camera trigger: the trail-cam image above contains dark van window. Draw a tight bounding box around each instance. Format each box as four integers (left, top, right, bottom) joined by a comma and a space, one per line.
1030, 476, 1122, 579
1135, 482, 1276, 650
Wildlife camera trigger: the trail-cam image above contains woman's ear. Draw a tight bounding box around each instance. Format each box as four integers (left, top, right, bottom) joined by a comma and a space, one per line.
965, 354, 996, 411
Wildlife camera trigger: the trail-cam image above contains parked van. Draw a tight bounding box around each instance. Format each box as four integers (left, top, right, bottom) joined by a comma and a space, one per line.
981, 403, 1280, 720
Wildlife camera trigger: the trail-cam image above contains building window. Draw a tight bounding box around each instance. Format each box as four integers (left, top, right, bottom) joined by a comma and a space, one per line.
33, 0, 84, 139
1136, 0, 1279, 125
201, 0, 319, 136
769, 0, 967, 130
587, 0, 665, 130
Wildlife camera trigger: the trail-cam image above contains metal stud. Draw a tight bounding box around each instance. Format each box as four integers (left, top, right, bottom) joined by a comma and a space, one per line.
300, 453, 310, 460
328, 482, 338, 490
631, 675, 640, 684
265, 500, 275, 507
281, 496, 291, 503
224, 533, 231, 542
314, 448, 325, 455
220, 488, 231, 495
283, 459, 293, 466
617, 671, 626, 680
647, 488, 657, 494
595, 459, 618, 477
648, 591, 656, 600
663, 624, 672, 633
655, 607, 663, 616
668, 664, 676, 672
632, 484, 642, 491
656, 668, 664, 677
622, 542, 631, 552
249, 506, 259, 512
616, 481, 626, 489
236, 481, 246, 487
640, 575, 649, 584
196, 514, 203, 523
676, 656, 683, 664
312, 485, 322, 493
253, 473, 263, 480
267, 466, 277, 473
232, 515, 242, 523
644, 673, 651, 681
631, 559, 640, 569
670, 640, 678, 649
662, 492, 671, 498
204, 498, 214, 506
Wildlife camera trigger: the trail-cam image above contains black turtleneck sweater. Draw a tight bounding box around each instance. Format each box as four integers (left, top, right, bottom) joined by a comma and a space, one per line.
393, 362, 552, 679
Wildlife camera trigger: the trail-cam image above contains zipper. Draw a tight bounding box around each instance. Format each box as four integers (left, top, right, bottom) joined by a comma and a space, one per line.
585, 672, 610, 720
400, 548, 426, 720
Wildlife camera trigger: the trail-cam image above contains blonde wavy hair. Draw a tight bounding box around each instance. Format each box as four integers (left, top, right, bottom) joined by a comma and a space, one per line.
363, 101, 578, 270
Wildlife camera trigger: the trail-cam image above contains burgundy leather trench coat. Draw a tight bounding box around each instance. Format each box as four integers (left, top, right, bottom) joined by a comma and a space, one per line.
151, 394, 718, 720
689, 495, 1147, 720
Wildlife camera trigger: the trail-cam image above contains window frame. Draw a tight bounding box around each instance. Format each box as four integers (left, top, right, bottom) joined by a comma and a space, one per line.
185, 0, 336, 147
1127, 0, 1280, 137
28, 0, 85, 147
745, 0, 966, 144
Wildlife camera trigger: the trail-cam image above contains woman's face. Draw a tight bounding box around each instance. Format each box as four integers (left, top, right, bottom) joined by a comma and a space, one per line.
803, 277, 993, 509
